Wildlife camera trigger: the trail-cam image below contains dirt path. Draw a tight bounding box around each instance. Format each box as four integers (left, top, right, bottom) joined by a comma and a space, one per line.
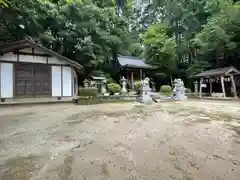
0, 100, 240, 180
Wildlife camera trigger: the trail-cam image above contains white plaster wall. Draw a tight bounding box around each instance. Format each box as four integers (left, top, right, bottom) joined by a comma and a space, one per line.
34, 47, 45, 54
51, 66, 62, 96
1, 49, 68, 65
19, 55, 47, 64
0, 52, 17, 62
19, 48, 32, 53
48, 57, 68, 65
0, 63, 13, 98
34, 56, 47, 63
19, 54, 33, 62
19, 47, 45, 55
62, 66, 72, 96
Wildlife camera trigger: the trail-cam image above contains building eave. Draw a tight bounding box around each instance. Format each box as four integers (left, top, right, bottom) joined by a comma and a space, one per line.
0, 39, 83, 70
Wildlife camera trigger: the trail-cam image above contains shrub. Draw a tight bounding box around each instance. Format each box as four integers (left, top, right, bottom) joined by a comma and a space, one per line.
185, 88, 192, 93
134, 81, 141, 92
160, 85, 172, 96
78, 87, 98, 97
107, 77, 115, 83
107, 83, 121, 95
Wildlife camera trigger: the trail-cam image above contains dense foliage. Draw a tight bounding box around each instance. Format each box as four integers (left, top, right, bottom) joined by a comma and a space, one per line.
160, 85, 172, 96
133, 81, 141, 92
143, 24, 177, 79
78, 87, 98, 97
0, 0, 140, 77
107, 83, 121, 94
1, 0, 240, 86
141, 0, 240, 78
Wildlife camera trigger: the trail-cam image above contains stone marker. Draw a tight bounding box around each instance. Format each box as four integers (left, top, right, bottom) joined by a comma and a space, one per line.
140, 77, 153, 104
121, 76, 128, 94
172, 79, 187, 100
83, 79, 89, 88
194, 81, 198, 93
101, 79, 107, 94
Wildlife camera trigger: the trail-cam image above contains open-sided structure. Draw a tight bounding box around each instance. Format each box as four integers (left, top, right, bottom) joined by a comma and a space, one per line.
193, 66, 240, 98
117, 55, 156, 89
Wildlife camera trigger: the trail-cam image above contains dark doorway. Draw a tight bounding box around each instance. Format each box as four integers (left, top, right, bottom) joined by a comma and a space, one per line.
15, 63, 51, 97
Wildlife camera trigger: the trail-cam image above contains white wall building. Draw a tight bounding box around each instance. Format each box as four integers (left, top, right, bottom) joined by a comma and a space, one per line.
0, 40, 82, 102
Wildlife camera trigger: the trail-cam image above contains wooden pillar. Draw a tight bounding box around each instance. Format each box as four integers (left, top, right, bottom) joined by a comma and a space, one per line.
230, 75, 237, 98
131, 71, 134, 90
220, 76, 226, 98
199, 78, 203, 98
140, 69, 143, 80
209, 80, 213, 97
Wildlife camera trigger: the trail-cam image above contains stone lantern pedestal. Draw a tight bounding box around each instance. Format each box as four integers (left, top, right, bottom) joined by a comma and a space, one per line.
121, 76, 128, 95
172, 79, 187, 100
140, 77, 153, 104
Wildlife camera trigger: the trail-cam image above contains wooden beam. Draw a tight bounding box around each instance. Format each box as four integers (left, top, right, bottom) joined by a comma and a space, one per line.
17, 52, 19, 61
199, 78, 203, 98
220, 76, 226, 98
230, 75, 237, 98
209, 81, 212, 97
14, 51, 51, 57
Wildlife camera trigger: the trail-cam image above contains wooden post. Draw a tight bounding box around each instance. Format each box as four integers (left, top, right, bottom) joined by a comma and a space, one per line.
209, 80, 212, 97
199, 78, 203, 98
131, 71, 134, 90
230, 75, 237, 98
142, 72, 145, 79
220, 76, 226, 98
140, 69, 143, 80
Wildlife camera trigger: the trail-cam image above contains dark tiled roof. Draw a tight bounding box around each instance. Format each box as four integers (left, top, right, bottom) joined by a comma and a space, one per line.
0, 39, 83, 70
193, 66, 240, 77
118, 55, 155, 69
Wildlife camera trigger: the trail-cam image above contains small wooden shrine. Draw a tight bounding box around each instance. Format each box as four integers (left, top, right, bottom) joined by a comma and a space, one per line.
117, 55, 156, 89
193, 66, 240, 98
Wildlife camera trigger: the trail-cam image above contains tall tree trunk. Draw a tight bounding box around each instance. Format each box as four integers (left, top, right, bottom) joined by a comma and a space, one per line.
170, 75, 173, 87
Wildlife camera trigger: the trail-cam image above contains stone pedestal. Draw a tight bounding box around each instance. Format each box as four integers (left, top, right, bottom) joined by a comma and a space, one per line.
121, 76, 128, 94
140, 77, 153, 104
173, 79, 187, 100
83, 79, 90, 88
101, 79, 107, 94
194, 81, 198, 93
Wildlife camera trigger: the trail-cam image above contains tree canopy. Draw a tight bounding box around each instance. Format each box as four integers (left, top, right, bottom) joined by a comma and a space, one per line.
0, 0, 140, 76
1, 0, 240, 85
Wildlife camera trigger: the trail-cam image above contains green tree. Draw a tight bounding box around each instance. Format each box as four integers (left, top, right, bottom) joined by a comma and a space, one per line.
0, 0, 8, 7
143, 24, 177, 81
144, 0, 238, 78
189, 3, 240, 73
1, 0, 137, 78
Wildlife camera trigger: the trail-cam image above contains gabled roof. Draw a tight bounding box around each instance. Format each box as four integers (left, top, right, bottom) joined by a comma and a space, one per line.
193, 66, 240, 78
118, 55, 155, 69
0, 39, 83, 70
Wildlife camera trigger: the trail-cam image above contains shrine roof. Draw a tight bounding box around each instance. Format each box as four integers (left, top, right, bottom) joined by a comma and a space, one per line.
192, 66, 240, 78
118, 55, 156, 69
0, 39, 83, 70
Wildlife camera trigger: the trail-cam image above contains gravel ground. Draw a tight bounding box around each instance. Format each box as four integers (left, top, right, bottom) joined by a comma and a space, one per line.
0, 100, 240, 180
